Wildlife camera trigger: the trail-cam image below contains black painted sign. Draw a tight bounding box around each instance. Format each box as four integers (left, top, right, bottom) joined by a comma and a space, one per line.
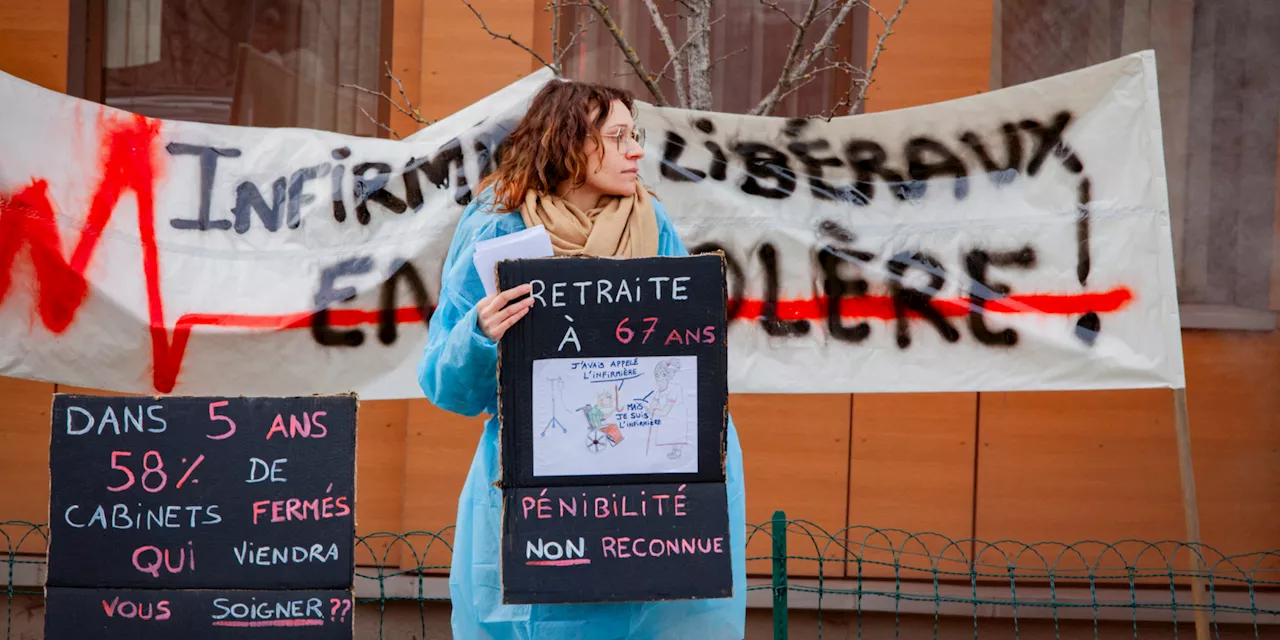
501, 483, 731, 604
495, 254, 732, 604
44, 587, 353, 639
47, 395, 357, 589
497, 254, 729, 489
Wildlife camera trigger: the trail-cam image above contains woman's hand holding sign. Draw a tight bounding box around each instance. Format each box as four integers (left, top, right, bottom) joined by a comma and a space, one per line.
478, 283, 535, 341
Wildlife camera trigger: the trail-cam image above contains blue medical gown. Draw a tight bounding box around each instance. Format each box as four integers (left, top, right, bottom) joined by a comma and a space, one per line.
417, 194, 748, 639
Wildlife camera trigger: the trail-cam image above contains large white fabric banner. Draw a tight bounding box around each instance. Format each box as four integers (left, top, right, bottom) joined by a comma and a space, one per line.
0, 51, 1184, 399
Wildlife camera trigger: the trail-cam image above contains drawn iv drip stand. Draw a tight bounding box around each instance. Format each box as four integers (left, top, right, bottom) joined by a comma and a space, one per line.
540, 376, 568, 437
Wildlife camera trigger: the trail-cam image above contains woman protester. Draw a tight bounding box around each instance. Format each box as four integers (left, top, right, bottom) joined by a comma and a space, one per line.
417, 79, 747, 639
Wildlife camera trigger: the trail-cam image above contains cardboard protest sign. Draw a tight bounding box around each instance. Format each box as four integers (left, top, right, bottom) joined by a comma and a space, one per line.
0, 51, 1184, 399
495, 254, 732, 604
45, 394, 357, 639
496, 254, 729, 488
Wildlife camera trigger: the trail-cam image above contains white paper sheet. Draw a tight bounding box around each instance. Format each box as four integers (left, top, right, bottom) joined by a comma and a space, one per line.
531, 355, 699, 477
472, 225, 554, 298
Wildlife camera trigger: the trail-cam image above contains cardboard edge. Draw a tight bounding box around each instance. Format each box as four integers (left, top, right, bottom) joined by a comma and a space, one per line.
687, 249, 732, 480
348, 392, 360, 584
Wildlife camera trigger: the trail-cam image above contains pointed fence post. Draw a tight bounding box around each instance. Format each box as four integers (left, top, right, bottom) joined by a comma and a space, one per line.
772, 510, 788, 640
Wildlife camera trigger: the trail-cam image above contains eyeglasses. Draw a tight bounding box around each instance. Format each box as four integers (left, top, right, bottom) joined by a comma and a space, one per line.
602, 126, 645, 152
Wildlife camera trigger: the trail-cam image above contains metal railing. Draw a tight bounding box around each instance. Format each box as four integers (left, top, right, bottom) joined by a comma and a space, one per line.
7, 515, 1279, 638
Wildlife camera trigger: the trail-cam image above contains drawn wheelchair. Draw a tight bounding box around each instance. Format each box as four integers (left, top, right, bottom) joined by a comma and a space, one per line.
576, 404, 624, 453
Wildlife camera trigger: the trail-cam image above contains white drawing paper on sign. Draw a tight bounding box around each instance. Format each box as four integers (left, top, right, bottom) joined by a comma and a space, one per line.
531, 356, 698, 477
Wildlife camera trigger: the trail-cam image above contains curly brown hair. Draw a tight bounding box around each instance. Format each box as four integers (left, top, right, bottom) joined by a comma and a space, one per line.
477, 79, 635, 213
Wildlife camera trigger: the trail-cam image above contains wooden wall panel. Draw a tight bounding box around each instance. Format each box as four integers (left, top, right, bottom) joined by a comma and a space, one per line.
400, 400, 486, 573
416, 0, 538, 122
731, 394, 850, 578
353, 399, 408, 567
0, 377, 56, 552
1182, 330, 1280, 573
974, 388, 1186, 583
389, 0, 425, 137
974, 328, 1280, 580
0, 1, 69, 92
863, 0, 992, 113
847, 393, 976, 580
530, 0, 555, 72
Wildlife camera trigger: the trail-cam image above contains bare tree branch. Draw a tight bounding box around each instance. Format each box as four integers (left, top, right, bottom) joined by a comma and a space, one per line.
684, 0, 713, 109
654, 12, 722, 81
710, 46, 749, 71
341, 80, 429, 127
583, 0, 670, 106
752, 0, 865, 116
557, 14, 595, 67
853, 0, 908, 113
751, 0, 822, 116
800, 1, 867, 77
550, 0, 561, 67
382, 61, 421, 121
779, 59, 860, 104
812, 0, 844, 21
358, 105, 401, 139
460, 0, 558, 73
348, 0, 905, 136
815, 94, 852, 121
759, 0, 801, 28
864, 1, 892, 25
642, 0, 688, 108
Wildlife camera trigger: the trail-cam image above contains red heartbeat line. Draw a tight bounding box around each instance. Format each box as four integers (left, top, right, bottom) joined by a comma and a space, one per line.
0, 112, 1133, 394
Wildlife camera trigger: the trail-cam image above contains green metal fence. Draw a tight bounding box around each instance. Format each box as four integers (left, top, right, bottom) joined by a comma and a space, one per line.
6, 516, 1279, 638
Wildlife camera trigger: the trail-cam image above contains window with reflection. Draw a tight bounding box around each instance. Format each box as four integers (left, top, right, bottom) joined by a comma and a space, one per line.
97, 0, 386, 136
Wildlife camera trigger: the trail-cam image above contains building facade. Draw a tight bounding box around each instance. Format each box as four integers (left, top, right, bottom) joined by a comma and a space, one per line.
0, 0, 1277, 614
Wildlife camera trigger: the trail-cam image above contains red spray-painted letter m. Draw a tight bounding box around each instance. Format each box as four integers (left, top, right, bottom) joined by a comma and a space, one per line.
0, 113, 173, 386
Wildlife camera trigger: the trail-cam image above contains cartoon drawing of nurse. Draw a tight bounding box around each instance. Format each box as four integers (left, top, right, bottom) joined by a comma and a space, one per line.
647, 358, 691, 459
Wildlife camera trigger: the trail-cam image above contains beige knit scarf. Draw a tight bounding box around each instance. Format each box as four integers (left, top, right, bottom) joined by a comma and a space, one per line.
518, 184, 659, 258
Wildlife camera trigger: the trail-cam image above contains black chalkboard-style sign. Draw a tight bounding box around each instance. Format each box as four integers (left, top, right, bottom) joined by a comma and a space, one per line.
47, 395, 357, 590
496, 254, 729, 489
494, 254, 734, 605
501, 483, 731, 604
44, 586, 354, 639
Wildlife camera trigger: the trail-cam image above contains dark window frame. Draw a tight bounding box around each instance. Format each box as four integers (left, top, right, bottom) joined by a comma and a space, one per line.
66, 0, 396, 139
